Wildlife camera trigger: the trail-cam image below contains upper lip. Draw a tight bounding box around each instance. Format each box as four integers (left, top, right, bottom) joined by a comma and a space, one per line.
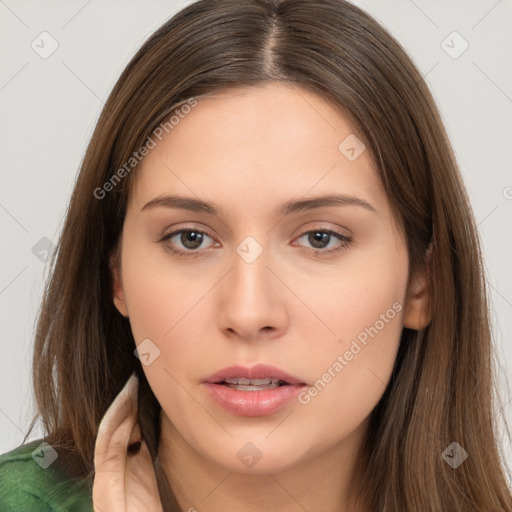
204, 364, 306, 385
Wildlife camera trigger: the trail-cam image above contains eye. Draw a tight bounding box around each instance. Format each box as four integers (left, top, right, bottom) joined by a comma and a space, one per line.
160, 228, 216, 257
294, 229, 352, 256
159, 227, 352, 258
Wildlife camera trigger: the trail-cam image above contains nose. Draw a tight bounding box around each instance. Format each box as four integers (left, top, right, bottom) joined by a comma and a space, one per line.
217, 243, 289, 342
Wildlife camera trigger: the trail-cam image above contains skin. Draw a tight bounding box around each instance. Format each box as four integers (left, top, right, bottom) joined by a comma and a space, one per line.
95, 82, 430, 512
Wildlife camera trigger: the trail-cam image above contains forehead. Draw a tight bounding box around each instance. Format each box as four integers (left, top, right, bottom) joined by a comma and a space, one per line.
129, 83, 387, 218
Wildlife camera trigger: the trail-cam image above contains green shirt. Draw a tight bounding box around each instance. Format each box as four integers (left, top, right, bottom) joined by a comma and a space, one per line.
0, 440, 93, 511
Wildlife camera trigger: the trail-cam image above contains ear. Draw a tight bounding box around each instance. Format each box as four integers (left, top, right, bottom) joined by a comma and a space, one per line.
403, 242, 432, 330
110, 245, 129, 318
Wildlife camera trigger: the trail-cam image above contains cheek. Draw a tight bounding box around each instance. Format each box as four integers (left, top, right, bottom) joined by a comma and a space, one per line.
296, 318, 402, 460
120, 232, 195, 342
295, 242, 408, 419
119, 234, 213, 394
119, 240, 206, 418
315, 239, 408, 348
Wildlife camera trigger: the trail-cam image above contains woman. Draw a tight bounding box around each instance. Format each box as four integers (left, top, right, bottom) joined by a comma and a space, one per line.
1, 0, 510, 511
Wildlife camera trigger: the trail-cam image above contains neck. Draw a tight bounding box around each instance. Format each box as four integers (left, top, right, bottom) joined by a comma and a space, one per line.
155, 414, 368, 512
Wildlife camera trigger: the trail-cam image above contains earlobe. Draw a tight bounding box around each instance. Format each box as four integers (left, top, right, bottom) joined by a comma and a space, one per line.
110, 250, 129, 318
403, 243, 433, 330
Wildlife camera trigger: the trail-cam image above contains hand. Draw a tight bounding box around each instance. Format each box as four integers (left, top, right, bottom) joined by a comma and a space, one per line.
92, 373, 164, 512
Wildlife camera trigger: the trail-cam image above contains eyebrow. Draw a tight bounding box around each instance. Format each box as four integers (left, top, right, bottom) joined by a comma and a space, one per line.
141, 194, 378, 216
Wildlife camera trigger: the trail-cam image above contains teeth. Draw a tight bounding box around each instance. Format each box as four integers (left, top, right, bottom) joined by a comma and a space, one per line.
224, 383, 280, 391
224, 378, 280, 385
221, 377, 284, 390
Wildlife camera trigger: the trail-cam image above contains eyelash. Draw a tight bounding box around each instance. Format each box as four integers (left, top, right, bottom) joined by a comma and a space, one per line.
159, 226, 352, 258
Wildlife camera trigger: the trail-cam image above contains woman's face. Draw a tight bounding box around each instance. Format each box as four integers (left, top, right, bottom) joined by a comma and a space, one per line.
112, 83, 428, 474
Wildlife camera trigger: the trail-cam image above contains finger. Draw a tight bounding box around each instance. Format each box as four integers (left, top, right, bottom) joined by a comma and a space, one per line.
92, 373, 139, 512
125, 440, 164, 511
95, 372, 139, 462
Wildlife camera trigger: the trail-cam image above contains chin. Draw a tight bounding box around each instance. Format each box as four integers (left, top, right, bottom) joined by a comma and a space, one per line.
203, 437, 309, 475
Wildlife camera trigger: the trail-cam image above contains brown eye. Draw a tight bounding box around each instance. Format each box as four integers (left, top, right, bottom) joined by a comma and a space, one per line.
308, 231, 332, 249
177, 230, 205, 250
160, 228, 215, 256
295, 229, 352, 256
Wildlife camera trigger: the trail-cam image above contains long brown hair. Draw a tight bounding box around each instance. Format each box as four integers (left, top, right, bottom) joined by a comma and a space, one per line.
25, 0, 511, 510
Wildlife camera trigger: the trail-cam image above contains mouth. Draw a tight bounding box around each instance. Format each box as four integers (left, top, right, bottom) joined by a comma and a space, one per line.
204, 363, 306, 388
202, 364, 307, 416
216, 377, 290, 391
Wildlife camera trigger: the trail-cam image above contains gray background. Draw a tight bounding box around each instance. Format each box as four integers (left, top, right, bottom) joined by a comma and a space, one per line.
1, 0, 511, 478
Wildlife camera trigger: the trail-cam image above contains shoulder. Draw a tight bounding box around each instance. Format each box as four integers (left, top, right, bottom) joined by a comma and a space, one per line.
0, 439, 93, 511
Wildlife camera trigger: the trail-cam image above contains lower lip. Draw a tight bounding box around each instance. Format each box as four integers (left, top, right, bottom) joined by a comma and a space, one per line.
203, 383, 306, 416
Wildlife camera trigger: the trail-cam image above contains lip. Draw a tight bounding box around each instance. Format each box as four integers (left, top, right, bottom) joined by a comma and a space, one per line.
202, 364, 307, 417
203, 364, 305, 385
